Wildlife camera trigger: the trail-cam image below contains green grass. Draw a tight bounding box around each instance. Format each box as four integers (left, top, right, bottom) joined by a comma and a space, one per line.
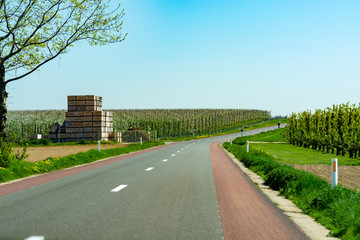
238, 127, 360, 166
245, 118, 288, 130
0, 141, 163, 183
251, 143, 360, 166
223, 141, 360, 239
246, 127, 288, 142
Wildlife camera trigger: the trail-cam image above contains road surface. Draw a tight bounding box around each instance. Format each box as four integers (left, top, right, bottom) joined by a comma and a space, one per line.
0, 125, 308, 240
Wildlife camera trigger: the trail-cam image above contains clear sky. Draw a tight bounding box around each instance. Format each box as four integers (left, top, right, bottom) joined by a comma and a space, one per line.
6, 0, 360, 116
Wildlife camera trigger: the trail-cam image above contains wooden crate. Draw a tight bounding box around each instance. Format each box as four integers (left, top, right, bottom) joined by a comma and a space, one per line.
92, 121, 101, 127
66, 133, 75, 138
68, 100, 77, 106
86, 106, 96, 111
68, 96, 77, 101
85, 95, 96, 100
92, 127, 101, 132
77, 101, 85, 106
74, 133, 84, 138
76, 96, 86, 101
74, 128, 83, 133
68, 106, 76, 111
83, 122, 92, 127
84, 133, 97, 138
66, 128, 75, 133
65, 112, 75, 117
66, 122, 75, 128
92, 111, 103, 116
74, 122, 84, 127
86, 100, 95, 106
92, 116, 105, 121
76, 106, 86, 111
84, 127, 93, 133
74, 111, 84, 116
66, 117, 75, 122
83, 116, 92, 121
75, 116, 84, 122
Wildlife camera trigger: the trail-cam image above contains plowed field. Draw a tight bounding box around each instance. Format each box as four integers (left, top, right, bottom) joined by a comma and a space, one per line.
15, 144, 127, 162
294, 165, 360, 191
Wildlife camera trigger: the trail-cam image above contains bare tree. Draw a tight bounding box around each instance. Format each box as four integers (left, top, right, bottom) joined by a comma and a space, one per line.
0, 0, 126, 137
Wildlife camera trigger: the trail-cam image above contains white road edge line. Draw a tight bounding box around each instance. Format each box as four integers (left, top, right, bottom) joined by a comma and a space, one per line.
162, 159, 168, 162
111, 184, 128, 192
145, 167, 154, 171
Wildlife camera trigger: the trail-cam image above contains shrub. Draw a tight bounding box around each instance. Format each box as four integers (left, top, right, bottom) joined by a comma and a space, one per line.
0, 138, 28, 168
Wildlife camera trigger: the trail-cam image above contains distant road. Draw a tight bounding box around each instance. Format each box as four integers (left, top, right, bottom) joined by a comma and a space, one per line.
0, 125, 307, 240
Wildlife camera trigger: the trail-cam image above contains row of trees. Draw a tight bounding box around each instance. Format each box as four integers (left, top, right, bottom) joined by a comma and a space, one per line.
288, 103, 360, 158
112, 109, 271, 138
7, 109, 271, 140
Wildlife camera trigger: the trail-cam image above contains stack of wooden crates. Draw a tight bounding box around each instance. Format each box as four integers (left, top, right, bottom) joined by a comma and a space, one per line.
65, 95, 113, 142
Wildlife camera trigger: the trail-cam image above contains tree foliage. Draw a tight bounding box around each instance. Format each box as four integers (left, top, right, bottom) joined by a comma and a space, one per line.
288, 103, 360, 158
0, 0, 126, 82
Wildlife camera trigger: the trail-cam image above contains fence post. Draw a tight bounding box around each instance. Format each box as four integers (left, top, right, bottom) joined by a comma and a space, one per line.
58, 126, 61, 143
331, 158, 338, 189
98, 132, 100, 152
246, 140, 249, 152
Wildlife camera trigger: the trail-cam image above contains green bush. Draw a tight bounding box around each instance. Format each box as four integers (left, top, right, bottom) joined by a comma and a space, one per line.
0, 138, 28, 168
223, 140, 360, 239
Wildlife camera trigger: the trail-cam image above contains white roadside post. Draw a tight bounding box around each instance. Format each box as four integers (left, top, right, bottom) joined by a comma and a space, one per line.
140, 137, 143, 145
98, 132, 100, 152
246, 140, 249, 152
331, 158, 338, 189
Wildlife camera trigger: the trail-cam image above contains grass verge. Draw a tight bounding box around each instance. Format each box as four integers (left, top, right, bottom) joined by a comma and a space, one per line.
242, 128, 360, 166
224, 138, 360, 239
0, 141, 163, 184
252, 143, 360, 166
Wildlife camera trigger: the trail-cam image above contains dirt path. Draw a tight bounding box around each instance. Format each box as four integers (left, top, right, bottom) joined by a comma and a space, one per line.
294, 165, 360, 191
15, 144, 128, 162
210, 141, 308, 240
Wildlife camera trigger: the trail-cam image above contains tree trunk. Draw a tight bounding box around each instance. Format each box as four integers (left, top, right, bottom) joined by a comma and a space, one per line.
0, 64, 7, 139
336, 147, 341, 156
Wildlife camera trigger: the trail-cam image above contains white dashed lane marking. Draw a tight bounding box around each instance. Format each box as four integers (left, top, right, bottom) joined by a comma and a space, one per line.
111, 184, 128, 192
171, 154, 176, 157
145, 167, 154, 171
24, 236, 45, 240
162, 159, 168, 162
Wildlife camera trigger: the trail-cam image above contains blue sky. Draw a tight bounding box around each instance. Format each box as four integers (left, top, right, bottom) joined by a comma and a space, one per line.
7, 0, 360, 116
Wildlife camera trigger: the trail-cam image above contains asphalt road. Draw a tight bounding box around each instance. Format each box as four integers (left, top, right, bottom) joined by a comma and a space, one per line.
0, 125, 306, 240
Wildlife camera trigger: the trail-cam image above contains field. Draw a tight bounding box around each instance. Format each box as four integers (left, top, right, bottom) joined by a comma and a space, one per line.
14, 144, 128, 162
293, 164, 360, 191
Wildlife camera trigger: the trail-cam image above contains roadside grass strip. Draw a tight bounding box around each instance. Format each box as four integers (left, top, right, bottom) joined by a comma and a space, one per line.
223, 140, 360, 239
0, 141, 163, 184
251, 143, 360, 166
